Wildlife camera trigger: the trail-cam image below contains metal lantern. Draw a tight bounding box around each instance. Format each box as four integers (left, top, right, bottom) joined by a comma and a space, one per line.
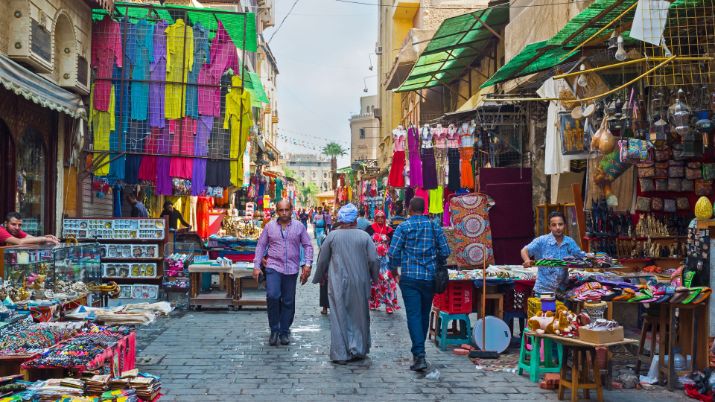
670, 89, 691, 136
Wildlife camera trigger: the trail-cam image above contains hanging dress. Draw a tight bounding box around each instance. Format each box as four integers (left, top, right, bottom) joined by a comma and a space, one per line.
447, 124, 461, 191
420, 125, 438, 190
407, 126, 423, 188
459, 122, 475, 190
387, 128, 406, 187
433, 125, 448, 188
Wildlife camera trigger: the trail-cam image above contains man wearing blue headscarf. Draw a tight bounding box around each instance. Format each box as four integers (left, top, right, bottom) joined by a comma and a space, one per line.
313, 203, 379, 364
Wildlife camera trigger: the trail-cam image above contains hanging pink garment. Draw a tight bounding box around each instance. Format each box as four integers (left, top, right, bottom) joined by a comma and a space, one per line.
407, 126, 423, 188
91, 17, 123, 111
169, 117, 196, 179
414, 187, 429, 214
197, 21, 239, 117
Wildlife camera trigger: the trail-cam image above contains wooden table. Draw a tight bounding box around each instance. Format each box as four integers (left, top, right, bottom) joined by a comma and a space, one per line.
530, 333, 638, 402
232, 263, 267, 309
188, 264, 235, 310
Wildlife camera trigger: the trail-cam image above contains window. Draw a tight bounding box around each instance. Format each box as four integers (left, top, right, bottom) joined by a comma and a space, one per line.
312, 171, 316, 179
323, 172, 328, 179
359, 128, 365, 139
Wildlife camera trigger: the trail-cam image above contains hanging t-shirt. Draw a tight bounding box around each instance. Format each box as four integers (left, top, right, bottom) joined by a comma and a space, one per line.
165, 19, 194, 120
537, 77, 571, 175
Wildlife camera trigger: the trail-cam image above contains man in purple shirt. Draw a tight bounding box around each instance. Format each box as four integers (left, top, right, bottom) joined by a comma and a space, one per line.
253, 199, 314, 346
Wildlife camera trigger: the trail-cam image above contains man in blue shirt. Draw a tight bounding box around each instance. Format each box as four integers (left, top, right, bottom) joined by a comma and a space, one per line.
521, 211, 585, 294
388, 197, 450, 372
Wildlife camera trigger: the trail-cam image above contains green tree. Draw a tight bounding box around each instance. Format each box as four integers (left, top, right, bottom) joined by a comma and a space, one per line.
322, 142, 347, 190
298, 182, 319, 206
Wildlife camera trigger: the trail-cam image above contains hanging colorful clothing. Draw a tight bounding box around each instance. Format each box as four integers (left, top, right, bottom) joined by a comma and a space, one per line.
434, 128, 448, 188
169, 117, 196, 179
89, 84, 115, 176
91, 17, 122, 112
164, 19, 194, 120
421, 147, 438, 190
407, 126, 422, 188
223, 76, 252, 186
192, 116, 212, 195
459, 147, 475, 189
428, 186, 444, 214
449, 193, 495, 267
447, 148, 461, 191
196, 196, 213, 238
186, 23, 209, 119
149, 20, 168, 128
127, 19, 154, 121
198, 21, 239, 117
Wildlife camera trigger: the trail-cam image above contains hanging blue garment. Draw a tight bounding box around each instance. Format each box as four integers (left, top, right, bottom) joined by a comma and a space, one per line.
186, 23, 209, 118
109, 65, 127, 182
113, 185, 123, 217
127, 19, 154, 121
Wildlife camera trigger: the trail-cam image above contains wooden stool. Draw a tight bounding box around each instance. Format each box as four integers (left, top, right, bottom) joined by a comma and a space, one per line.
477, 292, 504, 319
636, 314, 667, 374
558, 346, 603, 402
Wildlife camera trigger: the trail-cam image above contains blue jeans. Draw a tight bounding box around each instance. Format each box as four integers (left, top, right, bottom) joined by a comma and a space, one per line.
399, 278, 434, 358
265, 268, 298, 336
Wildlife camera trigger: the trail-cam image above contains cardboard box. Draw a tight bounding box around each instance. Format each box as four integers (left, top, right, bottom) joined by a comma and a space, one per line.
579, 326, 624, 344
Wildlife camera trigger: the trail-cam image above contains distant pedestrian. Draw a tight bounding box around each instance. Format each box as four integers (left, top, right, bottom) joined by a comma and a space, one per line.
323, 209, 333, 233
390, 203, 407, 230
299, 209, 310, 228
365, 211, 398, 313
127, 194, 148, 218
388, 197, 450, 372
314, 204, 379, 364
356, 209, 372, 231
253, 200, 314, 346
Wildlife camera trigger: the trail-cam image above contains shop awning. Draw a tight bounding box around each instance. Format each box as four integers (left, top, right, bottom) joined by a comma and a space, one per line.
481, 0, 639, 88
93, 1, 257, 52
385, 28, 436, 90
0, 54, 85, 119
395, 5, 509, 92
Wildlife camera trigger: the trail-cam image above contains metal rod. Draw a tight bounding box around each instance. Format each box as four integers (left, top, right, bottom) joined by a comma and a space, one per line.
558, 0, 639, 62
552, 56, 715, 79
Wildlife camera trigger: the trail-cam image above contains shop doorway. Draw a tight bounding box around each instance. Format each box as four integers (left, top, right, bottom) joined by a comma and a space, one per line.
16, 128, 46, 235
0, 119, 15, 223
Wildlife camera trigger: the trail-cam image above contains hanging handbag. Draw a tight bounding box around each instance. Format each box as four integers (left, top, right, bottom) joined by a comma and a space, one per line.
430, 222, 449, 294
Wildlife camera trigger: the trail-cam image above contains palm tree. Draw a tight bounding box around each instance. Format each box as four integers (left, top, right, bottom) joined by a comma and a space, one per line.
322, 142, 347, 190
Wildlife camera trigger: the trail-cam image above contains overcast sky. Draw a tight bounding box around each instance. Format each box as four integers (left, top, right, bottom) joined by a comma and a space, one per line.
263, 0, 378, 167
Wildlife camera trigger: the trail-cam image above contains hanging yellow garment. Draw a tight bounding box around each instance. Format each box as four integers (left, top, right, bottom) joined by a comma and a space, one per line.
223, 75, 253, 186
89, 84, 115, 176
165, 19, 194, 120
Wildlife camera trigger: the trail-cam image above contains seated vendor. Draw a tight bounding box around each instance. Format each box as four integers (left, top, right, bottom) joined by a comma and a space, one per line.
160, 202, 191, 231
521, 211, 585, 294
0, 212, 60, 246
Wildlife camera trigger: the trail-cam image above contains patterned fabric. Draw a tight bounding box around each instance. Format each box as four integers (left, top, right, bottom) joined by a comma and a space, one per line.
449, 193, 495, 267
525, 233, 585, 294
618, 138, 653, 163
370, 257, 400, 310
388, 215, 450, 281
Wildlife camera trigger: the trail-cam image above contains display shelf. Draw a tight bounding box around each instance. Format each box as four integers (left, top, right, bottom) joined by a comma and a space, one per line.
62, 218, 168, 303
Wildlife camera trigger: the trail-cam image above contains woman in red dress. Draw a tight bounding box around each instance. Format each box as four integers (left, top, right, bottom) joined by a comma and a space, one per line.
365, 211, 399, 313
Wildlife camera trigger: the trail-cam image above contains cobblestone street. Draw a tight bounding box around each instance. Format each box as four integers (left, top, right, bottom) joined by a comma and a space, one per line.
136, 275, 690, 401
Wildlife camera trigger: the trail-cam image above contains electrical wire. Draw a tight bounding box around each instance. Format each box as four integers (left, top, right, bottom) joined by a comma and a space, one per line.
268, 0, 301, 44
335, 0, 592, 10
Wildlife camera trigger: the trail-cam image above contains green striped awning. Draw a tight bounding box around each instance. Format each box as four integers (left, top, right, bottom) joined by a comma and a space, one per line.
395, 5, 509, 92
93, 2, 257, 52
481, 0, 640, 88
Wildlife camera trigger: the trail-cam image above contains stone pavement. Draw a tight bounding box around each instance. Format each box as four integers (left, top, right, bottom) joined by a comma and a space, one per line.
135, 235, 689, 401
136, 280, 690, 401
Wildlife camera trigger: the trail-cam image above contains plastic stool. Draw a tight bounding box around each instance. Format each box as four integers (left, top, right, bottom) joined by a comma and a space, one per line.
517, 332, 564, 382
436, 311, 471, 351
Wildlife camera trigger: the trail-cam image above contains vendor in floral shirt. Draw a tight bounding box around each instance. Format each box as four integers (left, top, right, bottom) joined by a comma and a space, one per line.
521, 211, 585, 294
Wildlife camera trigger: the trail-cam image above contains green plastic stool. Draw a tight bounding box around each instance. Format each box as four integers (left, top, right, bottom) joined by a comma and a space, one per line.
436, 311, 471, 351
517, 332, 564, 382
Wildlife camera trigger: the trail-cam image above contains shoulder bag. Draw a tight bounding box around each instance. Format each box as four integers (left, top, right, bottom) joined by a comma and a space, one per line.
430, 222, 449, 294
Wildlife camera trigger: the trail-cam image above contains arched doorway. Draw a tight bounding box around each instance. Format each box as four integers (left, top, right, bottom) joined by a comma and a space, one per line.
0, 119, 15, 222
16, 128, 46, 235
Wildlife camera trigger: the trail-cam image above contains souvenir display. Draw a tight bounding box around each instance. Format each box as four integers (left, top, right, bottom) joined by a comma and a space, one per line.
63, 219, 165, 241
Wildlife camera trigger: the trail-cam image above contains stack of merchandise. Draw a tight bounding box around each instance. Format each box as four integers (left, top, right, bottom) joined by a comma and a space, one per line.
85, 374, 110, 395
29, 378, 84, 401
0, 318, 83, 356
22, 326, 131, 370
107, 370, 161, 402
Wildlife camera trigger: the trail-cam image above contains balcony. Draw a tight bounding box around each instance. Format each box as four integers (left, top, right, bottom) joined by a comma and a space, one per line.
392, 0, 420, 21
